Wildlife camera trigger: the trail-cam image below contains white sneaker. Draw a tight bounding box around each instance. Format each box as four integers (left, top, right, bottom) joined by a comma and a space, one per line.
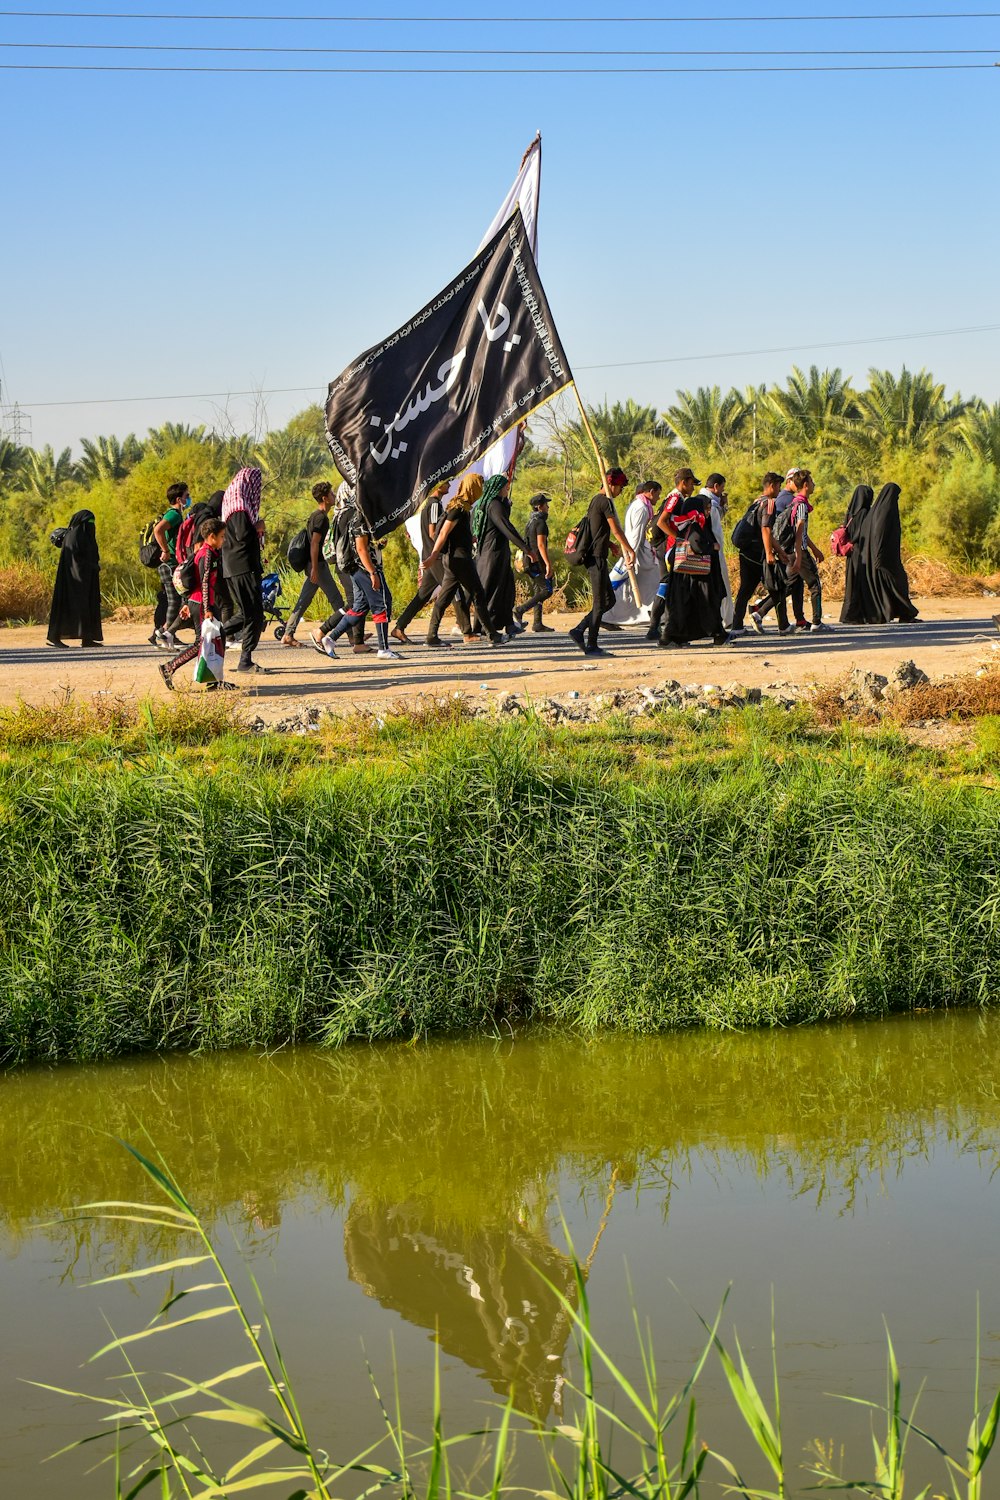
162, 632, 182, 649
749, 611, 765, 635
377, 648, 402, 660
321, 633, 338, 658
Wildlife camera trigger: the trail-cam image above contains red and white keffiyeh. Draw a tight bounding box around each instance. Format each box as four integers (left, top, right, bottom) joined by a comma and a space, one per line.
221, 467, 262, 525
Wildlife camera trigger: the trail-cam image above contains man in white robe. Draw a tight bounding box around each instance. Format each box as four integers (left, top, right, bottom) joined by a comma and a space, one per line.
602, 480, 662, 627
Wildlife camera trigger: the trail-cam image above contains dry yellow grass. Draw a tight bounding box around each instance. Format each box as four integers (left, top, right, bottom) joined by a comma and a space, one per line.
0, 565, 52, 623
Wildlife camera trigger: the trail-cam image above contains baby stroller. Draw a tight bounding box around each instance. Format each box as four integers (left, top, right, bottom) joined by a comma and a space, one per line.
261, 571, 288, 640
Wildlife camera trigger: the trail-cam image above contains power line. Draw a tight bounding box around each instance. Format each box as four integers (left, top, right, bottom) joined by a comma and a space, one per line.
3, 59, 996, 69
1, 6, 998, 18
16, 321, 1000, 408
3, 39, 998, 53
577, 322, 1000, 371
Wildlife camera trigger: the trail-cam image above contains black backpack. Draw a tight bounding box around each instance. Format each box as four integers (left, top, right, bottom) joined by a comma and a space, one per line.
731, 499, 763, 553
177, 554, 199, 593
286, 527, 310, 572
563, 511, 593, 567
772, 501, 800, 556
138, 517, 161, 569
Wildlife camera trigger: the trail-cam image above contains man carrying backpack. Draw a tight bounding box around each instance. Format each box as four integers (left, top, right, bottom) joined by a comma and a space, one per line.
281, 481, 347, 647
151, 481, 190, 649
312, 489, 401, 661
731, 472, 782, 634
568, 468, 634, 657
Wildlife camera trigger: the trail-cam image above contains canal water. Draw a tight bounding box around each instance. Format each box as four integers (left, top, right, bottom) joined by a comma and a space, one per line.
2, 1010, 999, 1497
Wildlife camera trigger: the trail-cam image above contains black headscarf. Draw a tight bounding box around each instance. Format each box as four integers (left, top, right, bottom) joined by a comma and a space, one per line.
843, 484, 873, 539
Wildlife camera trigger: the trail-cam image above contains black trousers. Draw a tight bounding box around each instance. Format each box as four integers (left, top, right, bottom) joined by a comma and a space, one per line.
516, 572, 554, 627
577, 561, 614, 649
755, 553, 821, 626
733, 553, 765, 629
225, 570, 265, 664
427, 554, 496, 641
396, 558, 472, 634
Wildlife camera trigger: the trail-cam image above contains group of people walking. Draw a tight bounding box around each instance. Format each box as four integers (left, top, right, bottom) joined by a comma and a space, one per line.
568, 463, 918, 656
47, 456, 920, 678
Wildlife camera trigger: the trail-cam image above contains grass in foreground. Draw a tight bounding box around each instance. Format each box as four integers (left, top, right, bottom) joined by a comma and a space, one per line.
37, 1143, 1000, 1499
0, 699, 997, 1066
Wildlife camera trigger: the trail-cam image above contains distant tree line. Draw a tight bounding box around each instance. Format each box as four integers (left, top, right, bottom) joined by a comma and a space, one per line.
1, 366, 998, 582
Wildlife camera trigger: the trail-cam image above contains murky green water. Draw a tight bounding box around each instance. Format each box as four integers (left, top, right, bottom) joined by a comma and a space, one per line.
3, 1011, 1000, 1496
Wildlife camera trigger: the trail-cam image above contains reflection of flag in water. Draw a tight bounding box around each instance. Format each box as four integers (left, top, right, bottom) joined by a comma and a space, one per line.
470, 134, 541, 486
324, 206, 572, 539
344, 1198, 577, 1416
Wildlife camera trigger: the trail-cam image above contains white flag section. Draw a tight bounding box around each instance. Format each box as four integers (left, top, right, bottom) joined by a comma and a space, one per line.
459, 135, 542, 486
477, 134, 540, 259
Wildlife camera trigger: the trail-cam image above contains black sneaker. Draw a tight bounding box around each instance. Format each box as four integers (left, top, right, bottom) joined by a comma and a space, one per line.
568, 627, 587, 653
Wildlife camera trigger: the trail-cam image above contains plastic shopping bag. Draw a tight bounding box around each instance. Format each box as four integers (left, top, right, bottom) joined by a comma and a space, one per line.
193, 618, 225, 685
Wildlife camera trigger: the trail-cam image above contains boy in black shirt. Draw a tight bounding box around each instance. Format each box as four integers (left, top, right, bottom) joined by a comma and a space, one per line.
569, 469, 635, 656
282, 481, 348, 646
514, 493, 555, 632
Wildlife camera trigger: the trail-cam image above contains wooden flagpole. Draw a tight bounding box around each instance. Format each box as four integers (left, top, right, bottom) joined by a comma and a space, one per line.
570, 382, 642, 607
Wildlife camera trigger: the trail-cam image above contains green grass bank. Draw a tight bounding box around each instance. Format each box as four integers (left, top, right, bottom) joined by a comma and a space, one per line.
1, 704, 998, 1066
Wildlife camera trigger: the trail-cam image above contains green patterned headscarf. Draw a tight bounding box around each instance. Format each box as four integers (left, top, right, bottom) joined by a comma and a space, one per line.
471, 474, 509, 551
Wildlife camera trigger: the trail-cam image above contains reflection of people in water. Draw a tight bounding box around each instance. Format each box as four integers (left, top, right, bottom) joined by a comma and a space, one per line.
344, 1200, 579, 1415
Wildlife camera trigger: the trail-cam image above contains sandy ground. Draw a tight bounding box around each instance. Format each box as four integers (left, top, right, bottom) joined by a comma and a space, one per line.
6, 597, 1000, 725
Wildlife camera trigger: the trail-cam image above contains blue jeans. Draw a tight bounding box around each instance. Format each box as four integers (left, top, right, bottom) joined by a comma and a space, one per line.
328, 567, 392, 652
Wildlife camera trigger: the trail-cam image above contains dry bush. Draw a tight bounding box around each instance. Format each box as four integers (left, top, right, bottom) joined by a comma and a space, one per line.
883, 668, 1000, 724
0, 564, 52, 623
111, 604, 156, 624
0, 687, 249, 746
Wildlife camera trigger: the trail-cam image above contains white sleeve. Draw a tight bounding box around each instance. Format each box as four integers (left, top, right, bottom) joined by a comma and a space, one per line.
624, 499, 647, 550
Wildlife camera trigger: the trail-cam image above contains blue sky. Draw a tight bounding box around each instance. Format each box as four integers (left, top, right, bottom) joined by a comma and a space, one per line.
1, 2, 998, 454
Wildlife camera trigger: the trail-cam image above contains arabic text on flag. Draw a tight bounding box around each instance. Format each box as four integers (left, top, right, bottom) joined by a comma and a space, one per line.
324, 207, 572, 538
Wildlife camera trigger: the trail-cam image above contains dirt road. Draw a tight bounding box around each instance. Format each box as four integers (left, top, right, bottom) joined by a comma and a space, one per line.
5, 599, 998, 723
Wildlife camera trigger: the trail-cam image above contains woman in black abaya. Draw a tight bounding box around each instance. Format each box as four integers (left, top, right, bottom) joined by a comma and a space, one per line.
839, 483, 874, 624
659, 504, 726, 648
47, 509, 103, 648
862, 482, 919, 623
473, 474, 532, 638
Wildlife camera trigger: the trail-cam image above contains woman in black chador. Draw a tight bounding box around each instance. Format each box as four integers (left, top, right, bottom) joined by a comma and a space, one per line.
839, 483, 874, 624
47, 509, 103, 648
473, 474, 532, 638
659, 503, 726, 648
862, 482, 919, 623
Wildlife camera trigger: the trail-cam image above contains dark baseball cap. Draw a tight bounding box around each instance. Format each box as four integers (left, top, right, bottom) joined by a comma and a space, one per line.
674, 466, 702, 485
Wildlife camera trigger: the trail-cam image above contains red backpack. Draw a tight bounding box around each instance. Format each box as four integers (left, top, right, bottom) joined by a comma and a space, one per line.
175, 513, 197, 565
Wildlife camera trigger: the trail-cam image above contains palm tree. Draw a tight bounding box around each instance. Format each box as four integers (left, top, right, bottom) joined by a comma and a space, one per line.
17, 444, 78, 500
661, 386, 749, 459
77, 433, 145, 484
0, 438, 27, 493
145, 421, 207, 456
850, 368, 969, 462
586, 400, 659, 467
957, 401, 1000, 469
764, 366, 859, 455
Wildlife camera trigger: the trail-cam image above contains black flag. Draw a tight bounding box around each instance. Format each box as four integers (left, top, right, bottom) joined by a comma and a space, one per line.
325, 207, 572, 537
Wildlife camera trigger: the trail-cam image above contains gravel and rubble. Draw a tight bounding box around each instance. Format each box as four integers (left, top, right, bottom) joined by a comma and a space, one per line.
244, 659, 959, 734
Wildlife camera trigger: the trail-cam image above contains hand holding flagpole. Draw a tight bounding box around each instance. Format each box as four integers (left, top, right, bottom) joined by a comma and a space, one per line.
571, 384, 642, 607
